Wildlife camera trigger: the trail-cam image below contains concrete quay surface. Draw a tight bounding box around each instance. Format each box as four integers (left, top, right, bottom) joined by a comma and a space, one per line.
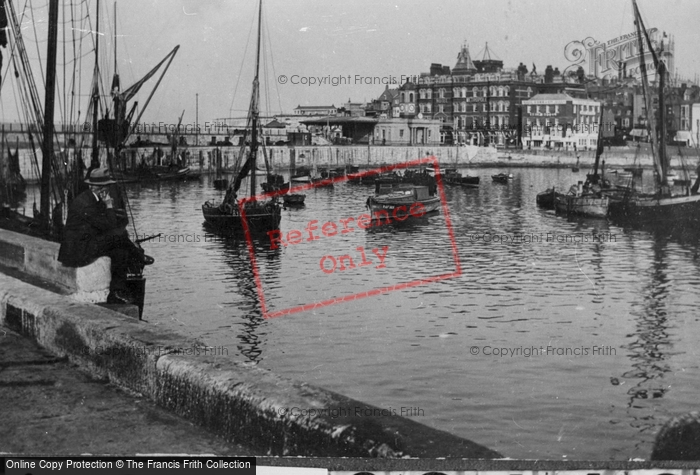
0, 268, 502, 459
0, 326, 261, 456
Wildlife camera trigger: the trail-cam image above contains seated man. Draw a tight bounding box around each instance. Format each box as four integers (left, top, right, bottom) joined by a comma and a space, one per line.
57, 167, 153, 304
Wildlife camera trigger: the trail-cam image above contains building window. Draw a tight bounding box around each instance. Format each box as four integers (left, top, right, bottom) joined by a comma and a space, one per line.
400, 129, 404, 138
409, 92, 414, 102
426, 104, 432, 113
527, 105, 531, 114
504, 86, 510, 96
483, 104, 487, 112
439, 88, 445, 99
419, 89, 425, 99
472, 104, 477, 112
473, 86, 479, 97
438, 104, 444, 113
427, 89, 432, 99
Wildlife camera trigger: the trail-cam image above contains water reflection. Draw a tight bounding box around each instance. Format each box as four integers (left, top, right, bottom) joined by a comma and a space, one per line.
16, 167, 697, 460
206, 229, 280, 364
621, 229, 673, 453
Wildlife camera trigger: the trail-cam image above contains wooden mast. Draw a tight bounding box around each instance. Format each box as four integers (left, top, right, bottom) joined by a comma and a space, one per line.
90, 0, 100, 169
40, 0, 59, 230
249, 0, 262, 199
632, 0, 665, 191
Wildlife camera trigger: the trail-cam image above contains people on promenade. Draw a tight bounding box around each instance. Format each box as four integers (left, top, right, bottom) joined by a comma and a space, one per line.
57, 167, 153, 304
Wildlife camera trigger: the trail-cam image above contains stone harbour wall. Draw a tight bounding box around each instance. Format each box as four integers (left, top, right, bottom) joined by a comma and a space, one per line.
0, 269, 501, 458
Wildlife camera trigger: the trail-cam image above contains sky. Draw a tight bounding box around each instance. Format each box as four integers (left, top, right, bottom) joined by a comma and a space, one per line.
2, 0, 700, 129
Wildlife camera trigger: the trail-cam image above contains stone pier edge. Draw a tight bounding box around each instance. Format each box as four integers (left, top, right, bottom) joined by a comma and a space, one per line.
0, 271, 501, 459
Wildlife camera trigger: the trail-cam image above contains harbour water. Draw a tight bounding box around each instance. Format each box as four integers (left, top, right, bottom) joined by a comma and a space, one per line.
18, 166, 700, 460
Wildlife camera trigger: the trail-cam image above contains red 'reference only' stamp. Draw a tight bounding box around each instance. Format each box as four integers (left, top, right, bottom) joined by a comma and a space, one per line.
239, 155, 462, 318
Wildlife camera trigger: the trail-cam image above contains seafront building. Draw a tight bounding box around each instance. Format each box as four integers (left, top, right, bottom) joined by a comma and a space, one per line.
521, 93, 601, 150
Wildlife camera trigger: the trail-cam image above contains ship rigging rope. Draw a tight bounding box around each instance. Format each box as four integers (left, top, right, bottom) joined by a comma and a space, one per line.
227, 4, 255, 119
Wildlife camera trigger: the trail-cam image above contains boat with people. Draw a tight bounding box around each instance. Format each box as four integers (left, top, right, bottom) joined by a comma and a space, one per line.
366, 182, 440, 218
552, 96, 617, 219
202, 0, 281, 233
608, 0, 700, 225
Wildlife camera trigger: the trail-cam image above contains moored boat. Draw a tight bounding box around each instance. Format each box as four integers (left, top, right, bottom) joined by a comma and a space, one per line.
282, 193, 306, 207
492, 173, 513, 183
536, 188, 557, 210
608, 0, 700, 226
445, 169, 480, 188
366, 183, 440, 217
202, 0, 281, 234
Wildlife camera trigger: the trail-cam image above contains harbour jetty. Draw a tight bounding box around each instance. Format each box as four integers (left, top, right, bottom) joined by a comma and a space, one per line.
8, 143, 698, 185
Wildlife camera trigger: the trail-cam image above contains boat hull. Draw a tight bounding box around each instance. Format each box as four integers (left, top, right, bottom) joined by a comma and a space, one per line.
555, 193, 609, 218
202, 200, 281, 233
368, 195, 441, 215
608, 193, 700, 224
536, 189, 556, 210
492, 173, 512, 183
446, 173, 480, 188
282, 194, 306, 206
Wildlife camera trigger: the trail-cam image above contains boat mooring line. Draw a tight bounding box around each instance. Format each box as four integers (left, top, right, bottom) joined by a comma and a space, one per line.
574, 243, 599, 297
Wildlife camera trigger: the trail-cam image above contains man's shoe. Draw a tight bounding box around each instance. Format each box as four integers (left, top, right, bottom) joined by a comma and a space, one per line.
108, 290, 135, 305
142, 254, 155, 265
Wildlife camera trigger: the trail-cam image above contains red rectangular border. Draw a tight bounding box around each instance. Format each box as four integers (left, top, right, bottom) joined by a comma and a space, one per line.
239, 155, 462, 319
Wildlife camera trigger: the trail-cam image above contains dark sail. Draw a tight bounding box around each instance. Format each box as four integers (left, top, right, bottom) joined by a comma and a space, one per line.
233, 153, 253, 194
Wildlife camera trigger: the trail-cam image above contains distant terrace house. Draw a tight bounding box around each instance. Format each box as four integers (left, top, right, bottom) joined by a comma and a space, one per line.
293, 105, 339, 116
521, 93, 600, 150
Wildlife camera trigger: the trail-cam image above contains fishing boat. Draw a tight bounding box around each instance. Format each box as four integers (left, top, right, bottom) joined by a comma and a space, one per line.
553, 97, 614, 219
202, 0, 281, 233
444, 169, 480, 188
491, 173, 513, 183
366, 182, 440, 217
608, 0, 700, 225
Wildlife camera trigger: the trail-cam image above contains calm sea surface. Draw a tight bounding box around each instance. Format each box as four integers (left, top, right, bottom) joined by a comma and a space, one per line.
26, 165, 700, 460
